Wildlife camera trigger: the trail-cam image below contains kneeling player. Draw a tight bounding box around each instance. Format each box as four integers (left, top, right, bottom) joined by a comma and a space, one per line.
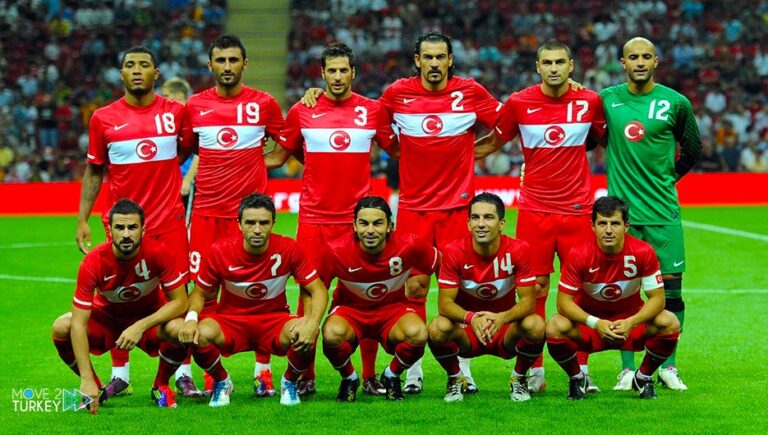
319, 196, 437, 402
51, 200, 190, 413
428, 193, 545, 403
177, 194, 328, 407
546, 196, 680, 400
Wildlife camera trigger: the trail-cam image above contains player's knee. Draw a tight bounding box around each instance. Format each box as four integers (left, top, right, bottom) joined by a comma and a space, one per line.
160, 318, 183, 341
427, 316, 453, 343
655, 310, 680, 334
322, 318, 349, 346
402, 321, 428, 346
545, 314, 571, 339
522, 314, 546, 340
51, 312, 72, 339
196, 320, 218, 347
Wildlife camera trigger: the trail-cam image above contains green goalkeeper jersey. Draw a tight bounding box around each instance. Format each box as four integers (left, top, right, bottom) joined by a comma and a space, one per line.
600, 83, 702, 225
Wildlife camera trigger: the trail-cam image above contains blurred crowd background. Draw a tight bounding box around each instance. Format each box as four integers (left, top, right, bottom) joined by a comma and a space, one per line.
1, 0, 767, 183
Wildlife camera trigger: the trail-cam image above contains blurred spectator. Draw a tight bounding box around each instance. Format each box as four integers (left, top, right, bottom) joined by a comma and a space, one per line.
695, 142, 724, 172
720, 134, 742, 172
740, 139, 768, 172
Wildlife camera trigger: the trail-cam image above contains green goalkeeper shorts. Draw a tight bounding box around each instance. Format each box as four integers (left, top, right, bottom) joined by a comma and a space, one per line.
628, 224, 686, 275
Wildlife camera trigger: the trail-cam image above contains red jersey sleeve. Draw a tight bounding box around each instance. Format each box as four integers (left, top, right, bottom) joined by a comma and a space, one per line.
494, 97, 520, 142
156, 244, 189, 293
471, 81, 502, 129
195, 245, 222, 296
513, 241, 536, 288
287, 240, 320, 286
263, 96, 285, 141
277, 104, 304, 152
179, 104, 198, 153
86, 112, 107, 165
72, 256, 99, 310
313, 244, 337, 288
558, 250, 584, 295
437, 245, 461, 289
413, 240, 439, 277
374, 103, 396, 152
589, 93, 607, 140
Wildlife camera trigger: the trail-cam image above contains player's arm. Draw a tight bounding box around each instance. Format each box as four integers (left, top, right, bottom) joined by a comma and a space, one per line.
474, 131, 506, 160
300, 88, 324, 108
116, 285, 188, 350
76, 164, 104, 254
673, 99, 703, 181
70, 306, 100, 412
181, 155, 198, 196
612, 286, 665, 337
178, 284, 216, 345
438, 285, 492, 344
292, 277, 328, 352
264, 142, 294, 169
556, 290, 624, 342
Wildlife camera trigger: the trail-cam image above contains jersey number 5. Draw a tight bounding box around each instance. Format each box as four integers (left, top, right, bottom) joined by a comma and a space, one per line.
624, 256, 637, 277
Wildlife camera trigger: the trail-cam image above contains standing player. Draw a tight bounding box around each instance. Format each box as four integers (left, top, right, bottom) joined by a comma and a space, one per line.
53, 200, 190, 413
601, 37, 701, 391
546, 196, 681, 400
265, 42, 396, 396
318, 196, 438, 402
177, 194, 328, 407
182, 34, 285, 397
474, 40, 606, 393
161, 77, 198, 221
75, 46, 192, 399
428, 193, 545, 403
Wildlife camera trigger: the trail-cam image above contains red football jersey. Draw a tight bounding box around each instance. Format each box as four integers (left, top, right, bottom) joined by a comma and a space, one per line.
438, 235, 536, 313
72, 239, 189, 320
183, 86, 284, 218
196, 234, 318, 316
379, 76, 501, 211
88, 96, 190, 234
278, 93, 395, 224
318, 232, 439, 309
558, 234, 663, 318
495, 85, 606, 214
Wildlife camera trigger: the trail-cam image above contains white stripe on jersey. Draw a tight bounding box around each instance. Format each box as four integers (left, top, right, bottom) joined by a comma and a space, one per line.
393, 113, 477, 138
339, 268, 412, 302
101, 277, 160, 304
642, 271, 663, 290
224, 274, 289, 300
301, 128, 375, 153
460, 276, 515, 301
73, 296, 92, 307
164, 271, 188, 288
108, 136, 178, 165
582, 277, 642, 302
194, 125, 266, 151
519, 122, 592, 149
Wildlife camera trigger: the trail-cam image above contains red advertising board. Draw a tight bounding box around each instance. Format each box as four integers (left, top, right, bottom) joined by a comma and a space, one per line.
0, 174, 765, 215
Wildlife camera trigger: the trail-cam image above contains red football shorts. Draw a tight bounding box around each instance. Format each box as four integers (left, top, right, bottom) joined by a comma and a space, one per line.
327, 303, 420, 354
396, 207, 468, 254
210, 311, 297, 357
103, 221, 189, 278
189, 214, 240, 280
85, 308, 163, 356
575, 320, 649, 353
297, 222, 348, 270
516, 210, 592, 276
461, 323, 515, 359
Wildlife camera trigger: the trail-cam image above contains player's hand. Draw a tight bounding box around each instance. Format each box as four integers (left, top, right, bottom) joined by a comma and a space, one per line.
79, 379, 101, 414
519, 163, 526, 187
568, 78, 586, 91
181, 178, 192, 196
76, 220, 92, 254
179, 320, 200, 345
470, 314, 492, 345
609, 319, 633, 338
477, 311, 504, 340
596, 320, 625, 344
300, 88, 324, 107
115, 323, 144, 350
291, 317, 319, 353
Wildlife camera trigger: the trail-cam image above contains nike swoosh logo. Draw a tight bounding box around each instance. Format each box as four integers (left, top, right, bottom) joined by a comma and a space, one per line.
403, 98, 416, 104
463, 264, 474, 270
311, 113, 326, 119
103, 274, 117, 281
228, 265, 244, 271
200, 109, 214, 116
114, 124, 129, 130
348, 267, 363, 273
611, 102, 625, 108
673, 261, 685, 267
589, 267, 600, 273
526, 108, 542, 114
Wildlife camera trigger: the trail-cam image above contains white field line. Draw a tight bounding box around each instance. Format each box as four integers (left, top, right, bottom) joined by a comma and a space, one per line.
0, 241, 73, 249
682, 220, 768, 243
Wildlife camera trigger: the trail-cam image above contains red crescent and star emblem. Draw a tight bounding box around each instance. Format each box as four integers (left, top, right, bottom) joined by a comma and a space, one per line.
544, 125, 566, 146
365, 283, 389, 300
245, 283, 269, 299
599, 284, 623, 300
117, 285, 142, 301
624, 121, 645, 142
217, 127, 239, 148
329, 130, 352, 151
421, 115, 443, 136
476, 284, 499, 300
135, 140, 158, 161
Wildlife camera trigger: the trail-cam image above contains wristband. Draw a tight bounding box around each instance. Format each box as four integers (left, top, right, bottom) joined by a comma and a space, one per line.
586, 315, 600, 329
464, 311, 476, 325
185, 311, 199, 322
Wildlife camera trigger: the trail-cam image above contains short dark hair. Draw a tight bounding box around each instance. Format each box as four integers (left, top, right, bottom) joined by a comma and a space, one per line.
162, 77, 191, 98
592, 196, 629, 223
121, 46, 158, 68
209, 34, 246, 60
109, 198, 145, 225
354, 196, 392, 222
536, 39, 572, 60
414, 31, 454, 77
238, 193, 276, 222
322, 42, 355, 69
469, 192, 505, 220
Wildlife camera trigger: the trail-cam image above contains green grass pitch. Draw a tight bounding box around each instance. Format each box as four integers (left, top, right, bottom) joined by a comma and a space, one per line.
1, 207, 766, 433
